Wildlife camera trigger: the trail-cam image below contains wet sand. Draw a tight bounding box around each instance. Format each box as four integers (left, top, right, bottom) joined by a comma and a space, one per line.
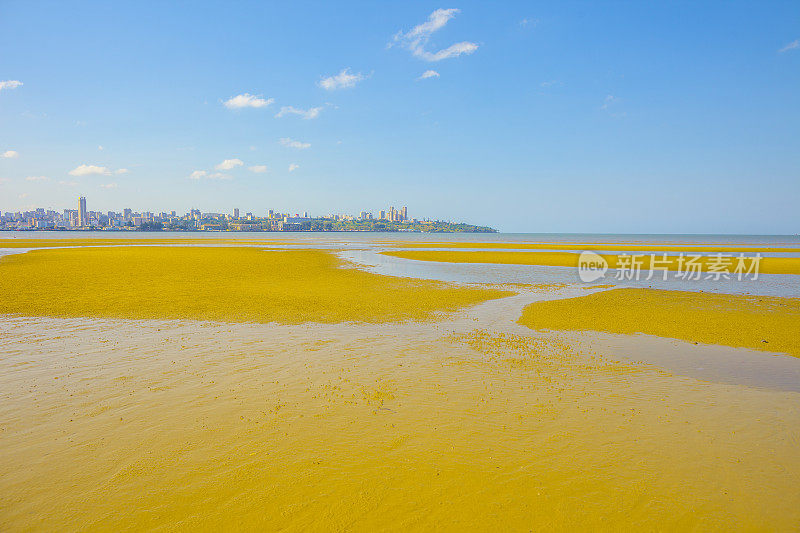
382, 250, 800, 275
519, 288, 800, 358
1, 241, 799, 530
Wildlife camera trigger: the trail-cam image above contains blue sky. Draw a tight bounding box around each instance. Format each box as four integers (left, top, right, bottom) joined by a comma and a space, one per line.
1, 1, 798, 233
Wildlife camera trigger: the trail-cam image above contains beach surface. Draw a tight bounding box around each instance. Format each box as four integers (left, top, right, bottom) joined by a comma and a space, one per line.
1, 234, 799, 530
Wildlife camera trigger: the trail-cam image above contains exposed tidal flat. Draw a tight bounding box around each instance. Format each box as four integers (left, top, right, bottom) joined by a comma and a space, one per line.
382, 249, 800, 275
1, 234, 800, 530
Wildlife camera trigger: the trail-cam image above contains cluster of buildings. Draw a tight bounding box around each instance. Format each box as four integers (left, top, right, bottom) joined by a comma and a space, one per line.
0, 196, 415, 231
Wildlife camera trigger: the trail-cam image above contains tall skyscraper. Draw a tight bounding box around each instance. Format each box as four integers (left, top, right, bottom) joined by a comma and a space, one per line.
390, 206, 396, 222
234, 208, 239, 218
401, 206, 407, 221
78, 197, 88, 227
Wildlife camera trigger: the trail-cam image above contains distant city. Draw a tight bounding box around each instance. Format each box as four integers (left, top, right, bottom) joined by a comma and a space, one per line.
0, 196, 497, 233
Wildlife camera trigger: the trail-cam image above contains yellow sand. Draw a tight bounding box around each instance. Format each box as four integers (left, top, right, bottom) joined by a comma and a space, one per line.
383, 250, 800, 275
1, 318, 799, 530
518, 288, 800, 358
391, 241, 800, 253
0, 247, 511, 324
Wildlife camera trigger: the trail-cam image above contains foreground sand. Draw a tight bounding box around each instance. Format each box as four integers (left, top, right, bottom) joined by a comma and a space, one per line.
1, 244, 799, 530
0, 247, 511, 324
1, 315, 799, 531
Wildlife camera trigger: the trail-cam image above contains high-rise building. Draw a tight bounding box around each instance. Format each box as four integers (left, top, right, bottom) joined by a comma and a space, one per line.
78, 197, 88, 227
390, 206, 396, 222
401, 206, 407, 221
234, 208, 239, 218
379, 210, 386, 220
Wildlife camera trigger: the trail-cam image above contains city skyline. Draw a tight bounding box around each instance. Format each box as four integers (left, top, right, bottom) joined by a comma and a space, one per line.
1, 2, 799, 233
0, 195, 448, 231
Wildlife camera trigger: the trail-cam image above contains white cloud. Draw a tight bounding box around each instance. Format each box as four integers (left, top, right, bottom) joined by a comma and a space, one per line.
0, 178, 10, 184
100, 183, 118, 189
0, 80, 23, 92
390, 8, 478, 62
275, 105, 323, 119
249, 165, 268, 173
280, 137, 311, 149
779, 39, 799, 53
58, 180, 78, 186
115, 168, 129, 175
319, 68, 366, 90
520, 18, 538, 28
288, 163, 299, 172
18, 193, 28, 199
2, 150, 19, 159
98, 145, 104, 151
189, 170, 231, 180
25, 176, 49, 182
223, 93, 274, 109
418, 70, 440, 80
69, 164, 112, 176
215, 158, 243, 170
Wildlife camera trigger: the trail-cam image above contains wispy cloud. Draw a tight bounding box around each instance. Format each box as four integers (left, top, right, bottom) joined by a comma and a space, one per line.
223, 93, 274, 109
189, 170, 232, 180
418, 70, 440, 80
69, 164, 112, 176
25, 176, 49, 182
2, 150, 19, 159
275, 105, 323, 119
115, 168, 129, 175
779, 39, 799, 53
319, 69, 366, 90
288, 163, 299, 172
249, 165, 268, 173
390, 8, 478, 62
601, 94, 626, 117
58, 180, 78, 186
540, 80, 559, 88
601, 95, 617, 110
280, 138, 311, 149
100, 183, 118, 189
519, 18, 538, 28
215, 158, 243, 171
0, 80, 23, 92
